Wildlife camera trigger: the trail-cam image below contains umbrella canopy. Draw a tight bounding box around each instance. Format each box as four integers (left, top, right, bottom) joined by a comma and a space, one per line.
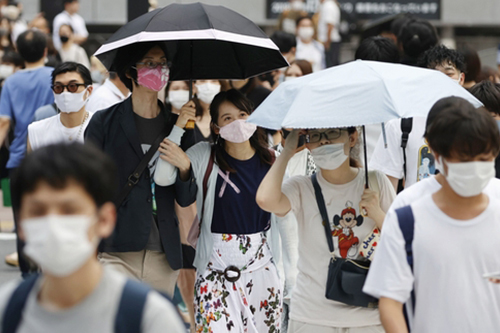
94, 2, 287, 80
247, 60, 483, 130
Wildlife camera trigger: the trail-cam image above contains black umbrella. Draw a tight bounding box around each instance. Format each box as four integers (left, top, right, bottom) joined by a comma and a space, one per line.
94, 2, 288, 81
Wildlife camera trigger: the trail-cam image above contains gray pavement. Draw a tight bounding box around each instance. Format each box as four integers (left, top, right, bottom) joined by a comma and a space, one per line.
0, 238, 20, 285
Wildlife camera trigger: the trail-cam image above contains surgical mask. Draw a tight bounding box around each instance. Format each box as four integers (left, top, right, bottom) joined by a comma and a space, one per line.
196, 82, 220, 104
91, 70, 104, 84
437, 156, 495, 197
284, 76, 297, 81
168, 90, 190, 110
297, 27, 314, 41
54, 88, 89, 113
23, 215, 98, 277
60, 35, 69, 44
219, 119, 257, 143
0, 64, 14, 79
136, 66, 169, 92
310, 143, 348, 170
291, 0, 305, 11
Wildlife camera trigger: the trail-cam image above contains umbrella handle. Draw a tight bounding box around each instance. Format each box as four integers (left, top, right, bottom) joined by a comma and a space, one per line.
186, 77, 195, 129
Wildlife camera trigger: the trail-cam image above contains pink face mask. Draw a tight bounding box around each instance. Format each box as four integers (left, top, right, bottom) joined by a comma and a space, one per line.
219, 119, 257, 143
136, 66, 169, 92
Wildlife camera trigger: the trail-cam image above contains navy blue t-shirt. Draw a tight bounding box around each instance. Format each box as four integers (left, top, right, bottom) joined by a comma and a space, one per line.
211, 150, 271, 234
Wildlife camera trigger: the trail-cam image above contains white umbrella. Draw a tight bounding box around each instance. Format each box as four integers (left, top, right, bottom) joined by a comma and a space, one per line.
247, 60, 483, 130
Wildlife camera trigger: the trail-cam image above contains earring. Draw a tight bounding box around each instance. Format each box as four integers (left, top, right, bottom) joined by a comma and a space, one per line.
215, 135, 219, 145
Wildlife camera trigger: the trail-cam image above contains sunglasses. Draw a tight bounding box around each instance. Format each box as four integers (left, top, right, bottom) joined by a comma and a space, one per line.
52, 83, 87, 94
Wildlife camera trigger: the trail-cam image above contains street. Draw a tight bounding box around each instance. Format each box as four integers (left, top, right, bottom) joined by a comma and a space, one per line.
0, 189, 20, 285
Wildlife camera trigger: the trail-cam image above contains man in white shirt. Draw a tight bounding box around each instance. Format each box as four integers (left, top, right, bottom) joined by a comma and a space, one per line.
86, 72, 131, 113
363, 97, 500, 333
295, 16, 325, 72
370, 45, 466, 191
317, 0, 341, 67
0, 143, 186, 333
52, 0, 88, 51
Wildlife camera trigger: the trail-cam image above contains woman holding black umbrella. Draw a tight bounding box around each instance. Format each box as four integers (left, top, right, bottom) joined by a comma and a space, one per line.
85, 42, 196, 296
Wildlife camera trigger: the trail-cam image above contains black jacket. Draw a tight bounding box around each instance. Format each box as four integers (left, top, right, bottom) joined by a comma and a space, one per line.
85, 97, 189, 270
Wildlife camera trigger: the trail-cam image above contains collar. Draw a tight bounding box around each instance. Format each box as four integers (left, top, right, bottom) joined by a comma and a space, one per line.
103, 79, 130, 100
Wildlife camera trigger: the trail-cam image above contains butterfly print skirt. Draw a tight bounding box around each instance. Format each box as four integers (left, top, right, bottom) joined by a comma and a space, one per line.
194, 232, 282, 333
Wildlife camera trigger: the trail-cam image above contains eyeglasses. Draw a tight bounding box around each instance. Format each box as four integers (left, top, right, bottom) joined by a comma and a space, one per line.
51, 83, 87, 94
135, 61, 169, 69
306, 129, 343, 143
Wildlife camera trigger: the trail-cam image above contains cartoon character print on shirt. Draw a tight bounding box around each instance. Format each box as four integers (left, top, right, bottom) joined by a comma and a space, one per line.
332, 201, 364, 259
417, 145, 435, 182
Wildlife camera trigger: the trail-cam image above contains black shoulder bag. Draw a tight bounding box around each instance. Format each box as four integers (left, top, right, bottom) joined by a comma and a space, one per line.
311, 173, 378, 308
116, 128, 169, 207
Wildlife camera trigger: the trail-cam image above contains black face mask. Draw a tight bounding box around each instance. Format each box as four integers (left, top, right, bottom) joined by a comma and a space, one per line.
282, 129, 306, 149
60, 36, 69, 43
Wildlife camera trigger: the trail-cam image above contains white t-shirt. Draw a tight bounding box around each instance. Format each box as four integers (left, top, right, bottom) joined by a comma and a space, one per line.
295, 39, 325, 72
390, 175, 500, 211
28, 112, 94, 151
53, 11, 89, 50
317, 0, 341, 43
370, 117, 433, 188
59, 44, 90, 69
282, 169, 395, 327
362, 123, 383, 169
87, 79, 130, 113
0, 267, 186, 333
363, 195, 500, 333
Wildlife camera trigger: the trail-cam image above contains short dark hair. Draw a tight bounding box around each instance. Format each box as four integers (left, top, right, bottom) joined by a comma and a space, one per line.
417, 44, 466, 73
390, 14, 413, 40
12, 143, 118, 210
459, 45, 481, 83
469, 81, 500, 116
2, 51, 24, 67
52, 61, 92, 86
355, 36, 400, 63
398, 19, 438, 66
424, 97, 500, 159
296, 15, 312, 27
114, 42, 170, 91
210, 89, 273, 173
16, 29, 47, 63
63, 0, 78, 5
270, 31, 297, 54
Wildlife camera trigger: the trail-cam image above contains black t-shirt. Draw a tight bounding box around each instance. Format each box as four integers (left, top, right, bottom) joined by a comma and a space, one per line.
211, 150, 272, 234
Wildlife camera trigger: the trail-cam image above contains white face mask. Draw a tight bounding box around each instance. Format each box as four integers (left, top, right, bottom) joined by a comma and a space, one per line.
23, 215, 98, 277
284, 76, 298, 82
168, 90, 190, 110
297, 26, 314, 41
310, 142, 348, 170
196, 82, 221, 104
437, 156, 495, 197
54, 88, 89, 113
0, 64, 14, 79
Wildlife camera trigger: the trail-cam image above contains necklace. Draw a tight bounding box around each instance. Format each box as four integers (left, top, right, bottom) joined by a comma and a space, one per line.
68, 111, 89, 142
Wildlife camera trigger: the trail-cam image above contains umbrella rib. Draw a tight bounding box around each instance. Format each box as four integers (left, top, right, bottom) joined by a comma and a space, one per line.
368, 65, 399, 119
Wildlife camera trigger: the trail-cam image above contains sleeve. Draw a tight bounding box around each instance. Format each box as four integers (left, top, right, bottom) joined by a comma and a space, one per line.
141, 292, 186, 333
376, 170, 397, 213
0, 82, 13, 119
84, 110, 104, 149
322, 2, 339, 25
362, 209, 414, 303
154, 125, 185, 187
174, 143, 208, 207
369, 119, 405, 180
281, 176, 304, 215
75, 15, 89, 37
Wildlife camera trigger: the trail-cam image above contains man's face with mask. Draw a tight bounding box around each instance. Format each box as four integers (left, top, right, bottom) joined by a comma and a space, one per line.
434, 61, 465, 86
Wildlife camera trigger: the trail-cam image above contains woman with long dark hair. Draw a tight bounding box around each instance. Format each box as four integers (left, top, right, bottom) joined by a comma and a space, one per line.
155, 89, 282, 333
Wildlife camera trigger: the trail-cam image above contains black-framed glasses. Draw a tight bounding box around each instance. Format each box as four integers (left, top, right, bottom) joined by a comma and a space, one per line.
135, 61, 170, 69
306, 129, 343, 143
52, 83, 87, 94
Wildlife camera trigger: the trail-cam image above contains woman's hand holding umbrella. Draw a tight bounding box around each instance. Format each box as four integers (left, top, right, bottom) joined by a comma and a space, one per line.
159, 139, 191, 180
359, 189, 385, 229
175, 100, 197, 129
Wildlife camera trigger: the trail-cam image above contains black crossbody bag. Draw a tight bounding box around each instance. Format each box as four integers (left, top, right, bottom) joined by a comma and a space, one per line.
311, 173, 378, 308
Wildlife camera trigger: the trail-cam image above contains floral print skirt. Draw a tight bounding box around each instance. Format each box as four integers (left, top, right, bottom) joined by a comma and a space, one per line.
194, 232, 282, 333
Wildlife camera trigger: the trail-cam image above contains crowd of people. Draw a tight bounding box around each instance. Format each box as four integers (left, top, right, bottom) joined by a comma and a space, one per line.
0, 0, 499, 332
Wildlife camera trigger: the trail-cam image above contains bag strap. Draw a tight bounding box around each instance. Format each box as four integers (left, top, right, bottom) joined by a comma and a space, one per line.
197, 147, 215, 233
395, 205, 416, 328
311, 173, 335, 254
400, 118, 413, 182
2, 274, 40, 333
114, 279, 151, 333
116, 127, 169, 207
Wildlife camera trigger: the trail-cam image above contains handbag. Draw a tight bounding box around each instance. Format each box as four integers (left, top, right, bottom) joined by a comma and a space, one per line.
311, 173, 378, 308
187, 147, 215, 248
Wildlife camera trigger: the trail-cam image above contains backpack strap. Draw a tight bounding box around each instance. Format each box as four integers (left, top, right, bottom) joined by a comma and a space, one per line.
395, 205, 416, 330
311, 173, 335, 254
114, 279, 151, 333
2, 274, 40, 333
400, 118, 413, 182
